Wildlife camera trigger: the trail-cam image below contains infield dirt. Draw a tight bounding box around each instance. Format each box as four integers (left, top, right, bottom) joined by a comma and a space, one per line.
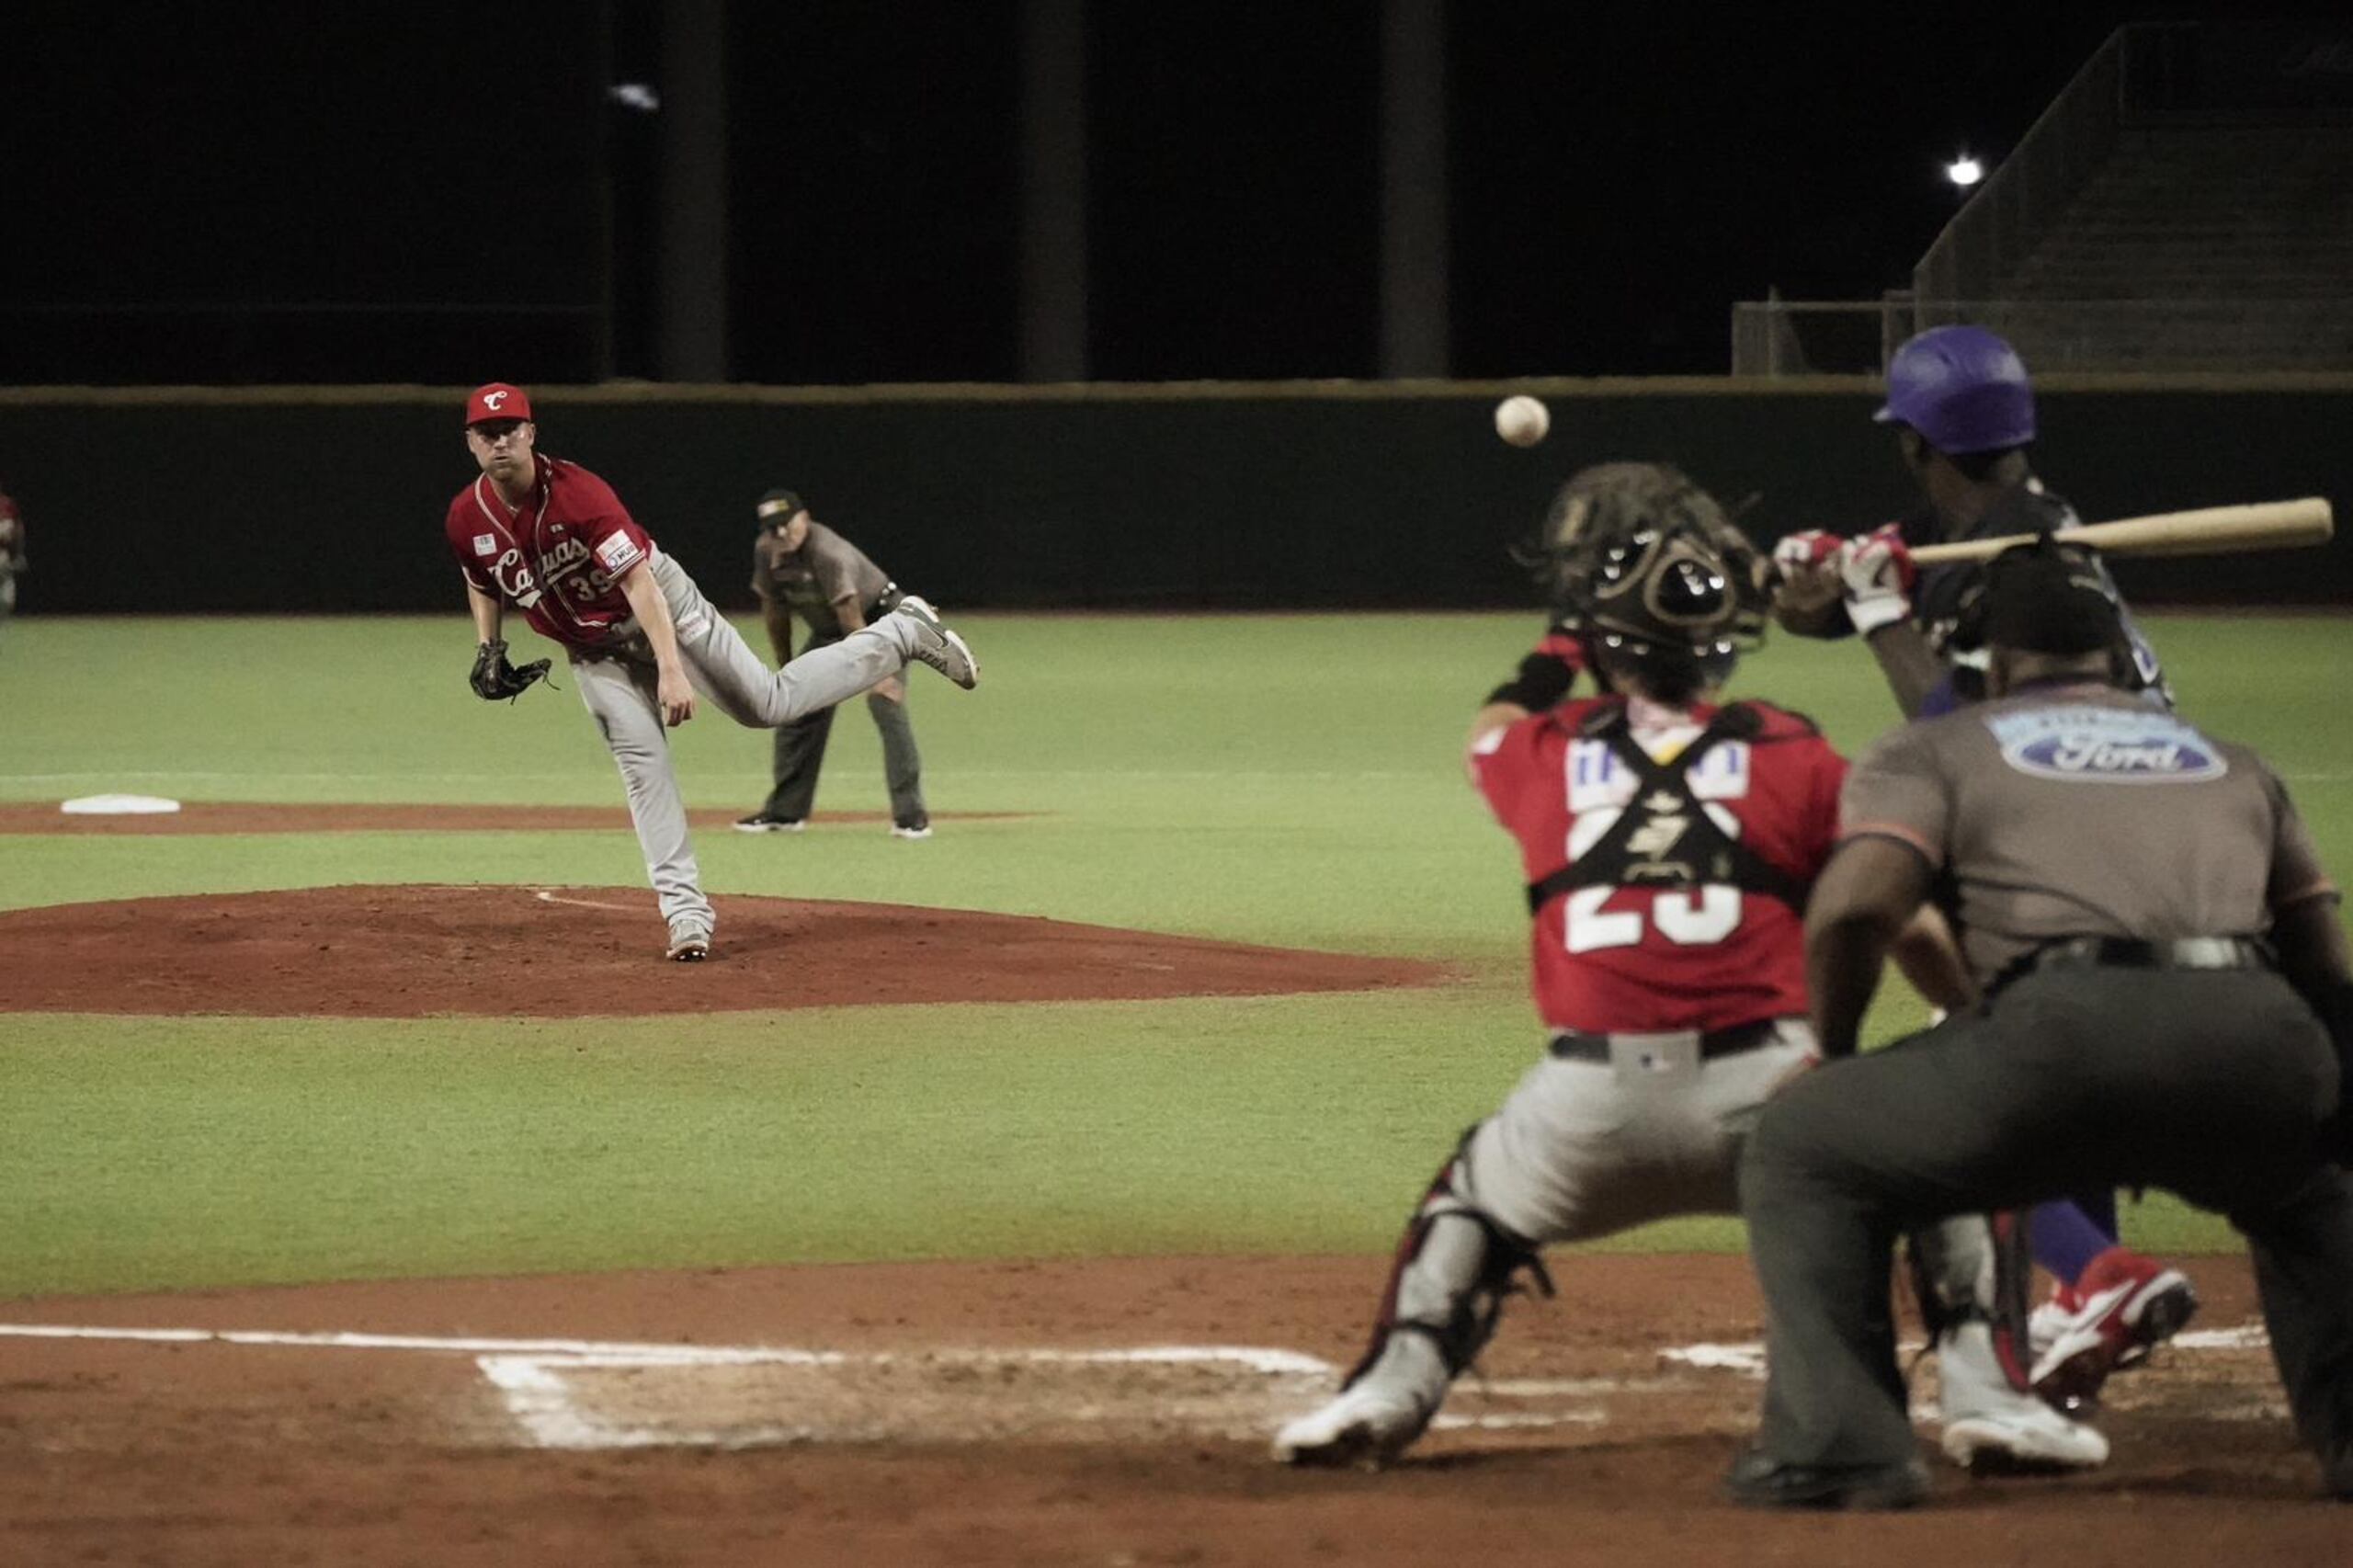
0, 882, 1448, 1017
0, 1254, 2334, 1567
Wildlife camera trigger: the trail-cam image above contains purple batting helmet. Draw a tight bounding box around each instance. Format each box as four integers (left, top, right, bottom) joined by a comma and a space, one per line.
1873, 325, 2036, 454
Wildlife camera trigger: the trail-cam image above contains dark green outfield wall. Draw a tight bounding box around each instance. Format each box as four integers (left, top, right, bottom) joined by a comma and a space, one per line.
4, 380, 2347, 614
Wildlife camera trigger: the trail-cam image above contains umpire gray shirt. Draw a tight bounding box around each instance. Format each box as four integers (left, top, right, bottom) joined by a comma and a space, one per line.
751, 521, 890, 639
1840, 680, 2334, 984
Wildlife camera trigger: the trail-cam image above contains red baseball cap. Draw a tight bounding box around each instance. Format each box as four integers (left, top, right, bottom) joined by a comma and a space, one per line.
465, 382, 533, 426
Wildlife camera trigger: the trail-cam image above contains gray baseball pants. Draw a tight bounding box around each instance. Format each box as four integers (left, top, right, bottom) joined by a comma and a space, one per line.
758, 630, 926, 827
1466, 1020, 1820, 1244
570, 551, 917, 935
1739, 965, 2353, 1479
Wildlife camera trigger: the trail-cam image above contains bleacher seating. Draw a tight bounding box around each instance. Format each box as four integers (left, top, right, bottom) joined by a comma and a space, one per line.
1906, 23, 2353, 373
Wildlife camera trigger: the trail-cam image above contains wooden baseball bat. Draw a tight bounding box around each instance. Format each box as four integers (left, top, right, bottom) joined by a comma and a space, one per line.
1907, 497, 2334, 566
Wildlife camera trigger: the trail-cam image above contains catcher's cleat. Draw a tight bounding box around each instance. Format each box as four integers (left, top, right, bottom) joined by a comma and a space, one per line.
734, 813, 806, 834
665, 927, 712, 962
892, 595, 978, 690
2029, 1259, 2198, 1413
1723, 1448, 1931, 1511
1938, 1323, 2109, 1473
891, 816, 933, 840
1941, 1412, 2110, 1474
1272, 1381, 1435, 1470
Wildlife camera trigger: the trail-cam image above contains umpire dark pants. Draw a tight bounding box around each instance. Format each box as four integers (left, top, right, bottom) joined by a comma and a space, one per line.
1739, 963, 2353, 1480
758, 628, 926, 827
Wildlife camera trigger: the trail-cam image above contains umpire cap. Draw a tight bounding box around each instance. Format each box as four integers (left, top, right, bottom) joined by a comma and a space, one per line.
1977, 537, 2124, 655
756, 489, 807, 526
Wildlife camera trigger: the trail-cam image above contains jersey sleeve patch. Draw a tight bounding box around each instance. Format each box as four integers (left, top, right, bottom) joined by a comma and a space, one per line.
596, 531, 645, 574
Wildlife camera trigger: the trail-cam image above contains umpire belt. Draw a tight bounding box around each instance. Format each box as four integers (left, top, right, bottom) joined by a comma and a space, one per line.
1998, 935, 2275, 994
1548, 1017, 1783, 1065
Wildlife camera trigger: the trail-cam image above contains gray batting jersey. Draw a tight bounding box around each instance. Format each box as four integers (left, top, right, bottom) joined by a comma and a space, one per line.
751, 521, 891, 638
1840, 680, 2333, 983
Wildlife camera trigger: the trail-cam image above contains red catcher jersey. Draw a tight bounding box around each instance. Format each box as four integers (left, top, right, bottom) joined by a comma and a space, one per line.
1472, 695, 1847, 1034
444, 455, 655, 651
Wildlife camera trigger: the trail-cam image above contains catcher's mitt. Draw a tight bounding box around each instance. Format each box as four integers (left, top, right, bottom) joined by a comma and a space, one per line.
469, 638, 552, 702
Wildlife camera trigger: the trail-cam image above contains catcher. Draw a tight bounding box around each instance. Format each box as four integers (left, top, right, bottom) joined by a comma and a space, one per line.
1274, 463, 2101, 1473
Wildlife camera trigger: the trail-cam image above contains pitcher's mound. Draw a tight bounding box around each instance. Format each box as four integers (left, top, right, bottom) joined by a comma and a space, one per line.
0, 884, 1451, 1017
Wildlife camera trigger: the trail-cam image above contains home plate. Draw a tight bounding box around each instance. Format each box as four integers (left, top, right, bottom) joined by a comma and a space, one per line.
61, 793, 182, 815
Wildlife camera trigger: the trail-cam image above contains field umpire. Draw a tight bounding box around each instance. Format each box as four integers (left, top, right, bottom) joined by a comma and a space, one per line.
734, 490, 932, 838
1727, 538, 2353, 1509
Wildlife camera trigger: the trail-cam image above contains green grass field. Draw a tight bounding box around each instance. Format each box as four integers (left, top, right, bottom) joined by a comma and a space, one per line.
2, 611, 2347, 1297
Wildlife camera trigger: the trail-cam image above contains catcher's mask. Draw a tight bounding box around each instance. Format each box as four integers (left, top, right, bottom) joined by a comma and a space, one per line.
1515, 462, 1768, 703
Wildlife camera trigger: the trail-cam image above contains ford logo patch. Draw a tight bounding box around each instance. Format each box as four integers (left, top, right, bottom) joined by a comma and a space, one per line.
1985, 707, 2228, 785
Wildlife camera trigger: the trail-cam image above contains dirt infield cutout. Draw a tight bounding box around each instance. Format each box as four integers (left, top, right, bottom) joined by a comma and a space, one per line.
0, 883, 1451, 1017
0, 1317, 2284, 1453
3, 1256, 2332, 1567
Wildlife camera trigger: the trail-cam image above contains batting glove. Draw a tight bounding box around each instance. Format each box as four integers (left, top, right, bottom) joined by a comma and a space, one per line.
1770, 529, 1841, 579
1836, 524, 1915, 636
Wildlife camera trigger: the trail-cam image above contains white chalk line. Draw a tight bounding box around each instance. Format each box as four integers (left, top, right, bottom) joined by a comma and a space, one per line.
531, 888, 639, 914
1661, 1323, 2271, 1381
0, 1323, 1329, 1373
0, 1323, 761, 1357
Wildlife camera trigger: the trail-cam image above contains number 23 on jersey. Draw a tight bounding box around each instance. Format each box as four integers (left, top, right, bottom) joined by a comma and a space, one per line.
1562, 734, 1750, 955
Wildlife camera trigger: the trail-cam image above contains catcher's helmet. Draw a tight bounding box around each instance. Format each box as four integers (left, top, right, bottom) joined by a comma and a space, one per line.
1519, 462, 1768, 701
1874, 325, 2036, 455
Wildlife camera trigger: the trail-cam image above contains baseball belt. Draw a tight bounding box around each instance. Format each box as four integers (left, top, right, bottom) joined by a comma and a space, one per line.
1994, 935, 2275, 996
1548, 1017, 1785, 1065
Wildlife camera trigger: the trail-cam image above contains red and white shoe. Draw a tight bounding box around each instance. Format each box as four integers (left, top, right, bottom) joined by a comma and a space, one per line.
2029, 1249, 2199, 1412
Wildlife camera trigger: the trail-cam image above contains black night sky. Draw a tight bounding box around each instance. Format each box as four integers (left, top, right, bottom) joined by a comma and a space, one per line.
0, 0, 2304, 386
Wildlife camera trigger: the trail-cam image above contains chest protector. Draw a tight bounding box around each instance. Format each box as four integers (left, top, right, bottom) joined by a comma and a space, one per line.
1524, 701, 1809, 917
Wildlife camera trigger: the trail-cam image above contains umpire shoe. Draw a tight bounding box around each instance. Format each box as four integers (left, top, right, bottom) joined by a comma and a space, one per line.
891, 595, 979, 689
1938, 1322, 2109, 1473
2029, 1256, 2199, 1413
1722, 1447, 1931, 1511
734, 813, 806, 834
1272, 1381, 1438, 1470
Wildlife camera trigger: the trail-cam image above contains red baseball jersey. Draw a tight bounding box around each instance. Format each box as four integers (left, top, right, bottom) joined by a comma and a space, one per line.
1472, 695, 1847, 1034
444, 454, 655, 651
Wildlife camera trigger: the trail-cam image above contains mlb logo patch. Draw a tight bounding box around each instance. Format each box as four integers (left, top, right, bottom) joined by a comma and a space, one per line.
596, 533, 642, 572
472, 533, 497, 555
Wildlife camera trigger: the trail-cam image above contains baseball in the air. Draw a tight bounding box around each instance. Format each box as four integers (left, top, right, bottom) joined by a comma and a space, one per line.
1494, 394, 1550, 448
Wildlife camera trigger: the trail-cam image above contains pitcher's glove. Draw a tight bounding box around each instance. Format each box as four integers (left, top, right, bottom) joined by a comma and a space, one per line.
469, 639, 552, 702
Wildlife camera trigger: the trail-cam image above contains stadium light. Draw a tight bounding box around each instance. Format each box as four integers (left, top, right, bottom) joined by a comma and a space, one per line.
1946, 154, 1985, 188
